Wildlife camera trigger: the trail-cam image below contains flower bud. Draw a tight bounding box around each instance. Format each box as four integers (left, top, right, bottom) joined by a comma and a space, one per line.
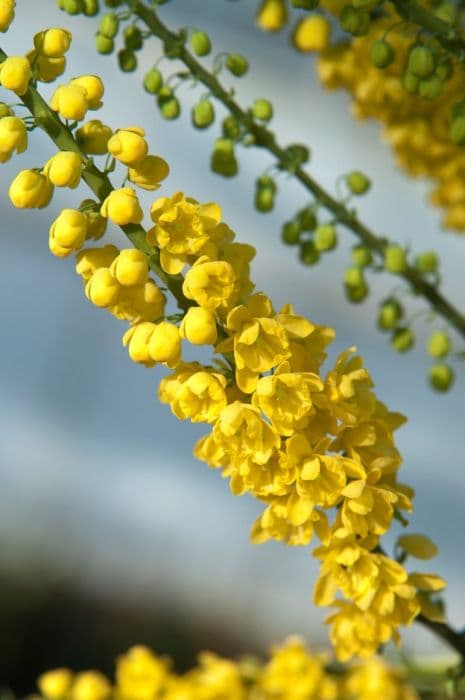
0, 56, 31, 95
222, 116, 241, 140
346, 170, 371, 195
9, 169, 53, 208
414, 251, 438, 274
293, 15, 331, 51
143, 68, 163, 94
449, 115, 465, 145
85, 268, 120, 307
377, 298, 403, 331
69, 75, 104, 109
118, 48, 137, 72
110, 248, 149, 287
297, 207, 317, 231
34, 28, 72, 58
83, 0, 99, 15
418, 76, 443, 100
38, 669, 74, 700
157, 87, 180, 120
124, 25, 143, 51
351, 244, 372, 267
180, 307, 218, 345
402, 71, 419, 94
99, 12, 118, 38
0, 116, 27, 161
148, 321, 181, 367
314, 223, 338, 251
72, 671, 111, 700
190, 30, 211, 56
76, 119, 112, 154
128, 155, 170, 191
95, 33, 114, 54
76, 244, 119, 281
50, 83, 89, 120
61, 0, 85, 14
300, 240, 320, 266
391, 327, 414, 352
255, 175, 276, 212
225, 53, 249, 77
344, 266, 368, 302
427, 330, 450, 358
256, 0, 288, 32
384, 245, 407, 273
251, 98, 273, 121
429, 363, 454, 392
44, 151, 82, 188
49, 208, 88, 255
192, 100, 215, 129
370, 39, 394, 68
285, 143, 311, 166
339, 6, 370, 36
100, 187, 143, 225
407, 45, 435, 79
36, 54, 66, 82
0, 0, 15, 32
211, 138, 238, 177
107, 126, 148, 166
281, 220, 301, 245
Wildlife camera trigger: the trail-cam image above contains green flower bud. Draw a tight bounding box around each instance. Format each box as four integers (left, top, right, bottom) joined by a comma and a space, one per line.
211, 138, 238, 177
143, 68, 163, 94
378, 298, 403, 331
370, 40, 394, 69
346, 170, 371, 195
83, 0, 99, 15
99, 12, 119, 38
104, 0, 122, 6
391, 327, 414, 352
351, 244, 372, 267
252, 98, 273, 122
300, 240, 320, 266
344, 266, 369, 302
95, 33, 114, 54
190, 30, 211, 56
222, 116, 241, 140
407, 45, 435, 79
286, 143, 311, 166
340, 6, 371, 36
226, 53, 249, 77
297, 208, 317, 231
414, 251, 438, 274
384, 245, 407, 273
314, 223, 338, 251
255, 176, 277, 212
0, 103, 13, 118
257, 175, 277, 193
281, 220, 301, 245
449, 115, 465, 145
118, 49, 137, 72
63, 0, 84, 13
291, 0, 319, 6
157, 88, 181, 120
427, 330, 451, 358
124, 25, 143, 51
435, 59, 453, 81
192, 100, 215, 129
434, 2, 456, 24
402, 71, 419, 94
429, 363, 454, 392
418, 76, 443, 100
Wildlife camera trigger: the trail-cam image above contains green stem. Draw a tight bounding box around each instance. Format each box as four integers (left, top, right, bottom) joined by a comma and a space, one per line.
125, 1, 465, 342
416, 614, 465, 660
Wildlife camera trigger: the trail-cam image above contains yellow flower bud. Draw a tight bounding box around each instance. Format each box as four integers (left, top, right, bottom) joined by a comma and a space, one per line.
107, 126, 148, 166
85, 268, 120, 307
0, 56, 31, 95
36, 54, 66, 82
0, 0, 15, 33
50, 83, 89, 121
256, 0, 288, 32
180, 306, 217, 345
71, 671, 111, 700
128, 154, 169, 191
34, 28, 72, 58
69, 75, 104, 109
148, 321, 181, 367
49, 208, 88, 256
100, 187, 143, 225
123, 322, 156, 366
0, 116, 27, 161
75, 119, 112, 154
110, 248, 149, 287
182, 258, 236, 310
38, 668, 74, 700
76, 244, 119, 281
9, 169, 53, 208
293, 16, 331, 52
43, 151, 82, 188
79, 199, 107, 240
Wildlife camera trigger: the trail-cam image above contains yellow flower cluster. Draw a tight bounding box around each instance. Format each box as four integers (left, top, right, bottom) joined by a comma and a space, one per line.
2, 16, 446, 661
36, 639, 419, 700
317, 16, 465, 232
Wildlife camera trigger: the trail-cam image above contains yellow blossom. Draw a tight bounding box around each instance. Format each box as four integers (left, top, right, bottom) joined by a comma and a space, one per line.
159, 368, 227, 423
69, 75, 104, 109
182, 256, 236, 311
9, 169, 53, 208
0, 55, 30, 95
85, 268, 120, 308
344, 657, 419, 700
0, 0, 15, 32
107, 126, 148, 166
75, 245, 119, 282
38, 668, 74, 700
180, 306, 218, 345
50, 83, 89, 121
293, 16, 331, 52
110, 248, 149, 287
76, 119, 112, 154
100, 187, 143, 226
325, 348, 375, 425
326, 601, 398, 661
49, 208, 87, 256
256, 0, 288, 32
115, 646, 169, 700
43, 151, 82, 188
34, 28, 72, 58
72, 672, 111, 700
34, 53, 66, 82
128, 155, 170, 191
0, 115, 27, 161
251, 496, 330, 546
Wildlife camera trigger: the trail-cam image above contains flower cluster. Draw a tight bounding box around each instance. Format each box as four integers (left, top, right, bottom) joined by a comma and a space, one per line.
36, 638, 419, 700
1, 14, 445, 661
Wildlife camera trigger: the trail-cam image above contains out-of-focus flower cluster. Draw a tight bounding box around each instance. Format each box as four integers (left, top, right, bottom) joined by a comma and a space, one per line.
36, 638, 419, 700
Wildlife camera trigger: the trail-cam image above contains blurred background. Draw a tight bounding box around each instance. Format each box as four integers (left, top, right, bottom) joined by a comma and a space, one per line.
1, 0, 464, 693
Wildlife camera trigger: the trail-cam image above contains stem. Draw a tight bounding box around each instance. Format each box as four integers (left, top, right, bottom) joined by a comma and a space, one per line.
126, 1, 465, 341
417, 614, 465, 660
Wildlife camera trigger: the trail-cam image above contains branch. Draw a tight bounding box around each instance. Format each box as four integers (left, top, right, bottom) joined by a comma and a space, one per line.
125, 1, 465, 342
417, 614, 465, 660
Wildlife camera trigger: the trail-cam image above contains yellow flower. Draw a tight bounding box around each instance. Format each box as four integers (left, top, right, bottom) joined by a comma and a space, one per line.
38, 668, 74, 700
76, 120, 112, 154
75, 244, 119, 282
71, 672, 111, 700
69, 75, 104, 109
0, 116, 27, 161
180, 306, 217, 345
159, 368, 227, 423
43, 151, 82, 188
340, 473, 410, 537
0, 0, 15, 33
9, 169, 53, 208
100, 187, 143, 226
277, 306, 335, 373
256, 0, 288, 32
35, 54, 66, 82
251, 496, 329, 546
110, 248, 149, 287
182, 257, 236, 310
119, 280, 166, 323
0, 55, 31, 95
325, 348, 375, 425
128, 155, 170, 191
115, 646, 169, 700
107, 126, 148, 166
192, 652, 245, 700
123, 322, 158, 367
344, 657, 419, 700
49, 208, 88, 257
34, 28, 72, 58
85, 268, 120, 308
148, 192, 222, 274
50, 83, 89, 121
326, 602, 397, 661
293, 16, 331, 52
397, 534, 438, 560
